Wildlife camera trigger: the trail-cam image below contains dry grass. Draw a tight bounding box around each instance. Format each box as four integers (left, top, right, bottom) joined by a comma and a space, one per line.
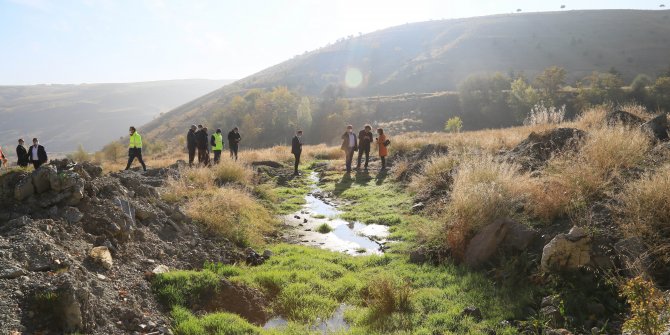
305, 144, 344, 160
185, 187, 277, 247
238, 145, 294, 164
615, 165, 670, 262
408, 155, 459, 196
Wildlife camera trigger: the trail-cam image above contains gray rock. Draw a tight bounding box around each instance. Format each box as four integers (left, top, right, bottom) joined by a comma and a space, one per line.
32, 165, 56, 194
0, 266, 27, 279
63, 207, 84, 224
152, 265, 169, 274
606, 110, 644, 127
460, 306, 482, 321
541, 295, 561, 308
541, 227, 591, 271
464, 219, 517, 267
641, 113, 669, 142
540, 306, 565, 328
14, 177, 34, 201
262, 250, 273, 259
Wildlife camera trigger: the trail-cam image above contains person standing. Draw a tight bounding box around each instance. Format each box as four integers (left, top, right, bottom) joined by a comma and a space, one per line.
356, 125, 373, 170
28, 138, 48, 169
16, 139, 29, 167
228, 127, 241, 161
125, 126, 146, 171
195, 125, 209, 166
376, 128, 389, 170
0, 145, 6, 169
187, 125, 197, 167
211, 128, 224, 164
291, 130, 303, 175
340, 125, 358, 173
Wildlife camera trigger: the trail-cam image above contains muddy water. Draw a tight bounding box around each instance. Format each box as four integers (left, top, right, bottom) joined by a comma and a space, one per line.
281, 172, 389, 256
263, 304, 349, 333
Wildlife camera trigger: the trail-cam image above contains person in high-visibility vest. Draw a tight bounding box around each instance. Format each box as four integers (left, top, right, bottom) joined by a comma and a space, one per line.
125, 126, 147, 171
210, 128, 224, 164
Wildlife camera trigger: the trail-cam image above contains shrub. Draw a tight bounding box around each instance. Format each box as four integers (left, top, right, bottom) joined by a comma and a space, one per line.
621, 276, 670, 335
212, 160, 252, 185
67, 144, 91, 162
361, 274, 413, 321
444, 116, 463, 133
523, 103, 565, 126
186, 187, 277, 247
409, 155, 459, 197
316, 223, 333, 234
171, 306, 260, 335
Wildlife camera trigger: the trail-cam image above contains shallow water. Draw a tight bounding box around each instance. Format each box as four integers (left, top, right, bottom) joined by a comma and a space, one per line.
263, 304, 349, 333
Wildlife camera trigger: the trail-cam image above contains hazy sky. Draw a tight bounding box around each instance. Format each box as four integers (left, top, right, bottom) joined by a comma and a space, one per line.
0, 0, 666, 85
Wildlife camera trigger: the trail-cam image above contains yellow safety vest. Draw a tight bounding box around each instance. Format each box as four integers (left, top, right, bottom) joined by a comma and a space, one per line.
129, 132, 142, 149
213, 133, 223, 151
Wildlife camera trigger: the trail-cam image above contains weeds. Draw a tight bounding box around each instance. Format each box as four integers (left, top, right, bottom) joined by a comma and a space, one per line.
316, 223, 333, 234
621, 276, 670, 335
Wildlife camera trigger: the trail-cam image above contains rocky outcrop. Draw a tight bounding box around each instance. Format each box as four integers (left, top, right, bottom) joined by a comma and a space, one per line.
606, 110, 644, 127
464, 219, 539, 267
641, 113, 670, 142
506, 128, 586, 171
541, 227, 592, 272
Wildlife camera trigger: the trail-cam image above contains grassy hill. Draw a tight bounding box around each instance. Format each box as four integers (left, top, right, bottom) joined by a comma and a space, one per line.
143, 10, 670, 142
0, 79, 233, 152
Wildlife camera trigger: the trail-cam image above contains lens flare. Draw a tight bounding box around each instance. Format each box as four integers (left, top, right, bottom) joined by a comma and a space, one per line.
345, 68, 363, 88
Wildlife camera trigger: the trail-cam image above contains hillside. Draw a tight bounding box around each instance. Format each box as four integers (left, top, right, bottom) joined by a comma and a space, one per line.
0, 79, 233, 152
143, 10, 670, 142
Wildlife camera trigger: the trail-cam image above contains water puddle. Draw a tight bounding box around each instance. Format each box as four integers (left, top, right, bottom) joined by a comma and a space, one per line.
263, 304, 349, 333
283, 172, 389, 255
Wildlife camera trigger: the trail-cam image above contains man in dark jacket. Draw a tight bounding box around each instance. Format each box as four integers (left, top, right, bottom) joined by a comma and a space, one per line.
28, 138, 48, 169
227, 127, 241, 161
340, 125, 358, 173
357, 125, 373, 170
186, 125, 197, 167
195, 126, 209, 166
291, 130, 303, 175
16, 138, 29, 167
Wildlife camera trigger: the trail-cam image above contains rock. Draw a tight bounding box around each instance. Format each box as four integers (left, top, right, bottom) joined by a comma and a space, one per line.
460, 306, 483, 321
464, 219, 531, 267
14, 177, 34, 201
606, 110, 644, 126
245, 248, 265, 266
7, 216, 32, 229
500, 221, 539, 251
507, 128, 586, 171
641, 113, 669, 142
540, 306, 565, 328
63, 207, 84, 224
411, 202, 425, 212
541, 295, 560, 308
541, 227, 591, 272
409, 248, 429, 264
262, 250, 273, 259
151, 265, 169, 274
32, 165, 56, 194
0, 266, 27, 279
89, 246, 113, 270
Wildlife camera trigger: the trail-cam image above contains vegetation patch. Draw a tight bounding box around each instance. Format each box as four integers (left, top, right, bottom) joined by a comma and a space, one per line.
315, 223, 332, 234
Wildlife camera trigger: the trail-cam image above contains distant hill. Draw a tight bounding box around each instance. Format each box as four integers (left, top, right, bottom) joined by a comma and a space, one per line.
0, 79, 233, 152
143, 9, 670, 142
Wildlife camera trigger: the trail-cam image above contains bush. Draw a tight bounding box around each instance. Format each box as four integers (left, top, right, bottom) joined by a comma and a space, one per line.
523, 103, 565, 126
212, 160, 253, 185
444, 116, 463, 133
67, 144, 91, 163
621, 276, 670, 335
361, 274, 413, 322
409, 155, 459, 197
316, 223, 332, 234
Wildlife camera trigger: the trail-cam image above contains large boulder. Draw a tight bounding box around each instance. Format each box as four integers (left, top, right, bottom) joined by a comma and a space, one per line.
32, 165, 57, 194
541, 227, 591, 271
606, 110, 644, 127
14, 176, 34, 201
464, 219, 539, 267
507, 128, 586, 171
641, 113, 670, 142
89, 246, 113, 270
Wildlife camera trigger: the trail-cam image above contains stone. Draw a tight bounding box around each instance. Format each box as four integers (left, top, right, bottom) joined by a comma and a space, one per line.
541, 227, 591, 272
541, 295, 560, 308
7, 216, 32, 228
32, 165, 56, 194
641, 113, 669, 142
501, 221, 539, 251
14, 177, 34, 201
411, 202, 425, 212
63, 207, 84, 224
540, 306, 565, 328
89, 246, 113, 270
0, 266, 27, 279
606, 110, 644, 127
464, 219, 514, 267
262, 250, 273, 259
460, 306, 483, 321
152, 265, 169, 274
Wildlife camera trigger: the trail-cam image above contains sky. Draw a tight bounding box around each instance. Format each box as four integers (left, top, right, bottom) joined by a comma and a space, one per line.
0, 0, 666, 85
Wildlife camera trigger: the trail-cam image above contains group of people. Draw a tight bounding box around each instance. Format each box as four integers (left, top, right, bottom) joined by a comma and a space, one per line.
0, 138, 49, 170
185, 125, 242, 167
291, 124, 389, 176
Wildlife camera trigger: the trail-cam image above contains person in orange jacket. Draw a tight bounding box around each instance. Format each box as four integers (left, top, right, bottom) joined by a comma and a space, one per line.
376, 128, 388, 170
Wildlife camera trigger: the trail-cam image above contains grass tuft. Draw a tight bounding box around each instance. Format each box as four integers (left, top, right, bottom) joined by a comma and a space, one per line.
316, 223, 333, 234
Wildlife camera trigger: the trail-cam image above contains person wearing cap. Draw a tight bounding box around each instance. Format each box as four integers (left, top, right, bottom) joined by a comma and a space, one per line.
340, 125, 358, 173
227, 127, 241, 161
16, 139, 29, 167
186, 125, 197, 167
211, 128, 224, 164
291, 130, 303, 175
125, 126, 146, 171
28, 138, 48, 169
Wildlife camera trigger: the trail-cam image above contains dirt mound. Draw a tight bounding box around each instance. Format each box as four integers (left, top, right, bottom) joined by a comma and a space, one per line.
0, 159, 242, 334
391, 144, 449, 181
605, 110, 644, 127
506, 128, 586, 171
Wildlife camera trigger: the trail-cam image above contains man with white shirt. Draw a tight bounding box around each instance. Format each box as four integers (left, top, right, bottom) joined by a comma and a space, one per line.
27, 138, 48, 169
340, 125, 358, 173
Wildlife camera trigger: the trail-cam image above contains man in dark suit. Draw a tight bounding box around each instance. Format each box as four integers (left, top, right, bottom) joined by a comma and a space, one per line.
340, 125, 358, 173
228, 127, 241, 161
291, 130, 303, 175
27, 138, 48, 169
186, 125, 197, 167
195, 125, 209, 166
357, 125, 373, 170
16, 138, 29, 167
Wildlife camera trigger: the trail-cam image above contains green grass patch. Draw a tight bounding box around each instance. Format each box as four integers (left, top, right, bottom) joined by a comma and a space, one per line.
271, 170, 312, 215
316, 223, 333, 234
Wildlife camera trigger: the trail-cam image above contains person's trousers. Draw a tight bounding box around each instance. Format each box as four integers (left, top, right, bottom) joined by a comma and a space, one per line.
197, 147, 209, 166
230, 144, 239, 160
188, 147, 196, 166
380, 156, 386, 169
213, 150, 222, 164
357, 146, 370, 169
345, 148, 355, 172
126, 148, 146, 171
293, 152, 301, 173
33, 161, 42, 169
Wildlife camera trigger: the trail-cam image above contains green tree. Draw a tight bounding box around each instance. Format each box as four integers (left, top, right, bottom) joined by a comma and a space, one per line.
575, 71, 625, 109
534, 66, 567, 105
296, 97, 313, 131
629, 74, 653, 105
508, 77, 540, 121
458, 73, 513, 127
652, 76, 670, 110
444, 116, 463, 133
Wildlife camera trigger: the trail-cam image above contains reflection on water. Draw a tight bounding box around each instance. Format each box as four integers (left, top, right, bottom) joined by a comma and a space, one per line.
264, 304, 350, 332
